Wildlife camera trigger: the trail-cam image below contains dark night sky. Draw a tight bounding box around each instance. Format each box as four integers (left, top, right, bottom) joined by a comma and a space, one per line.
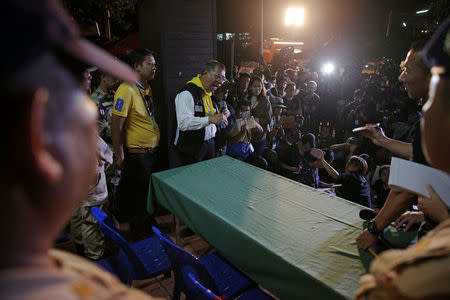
217, 0, 433, 59
218, 0, 430, 37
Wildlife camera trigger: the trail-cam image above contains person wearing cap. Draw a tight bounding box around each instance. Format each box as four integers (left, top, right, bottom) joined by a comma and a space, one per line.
356, 20, 450, 300
0, 0, 160, 299
111, 48, 160, 240
174, 60, 229, 165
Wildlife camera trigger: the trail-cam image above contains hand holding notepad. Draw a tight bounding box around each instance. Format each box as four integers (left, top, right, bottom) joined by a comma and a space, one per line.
417, 185, 450, 223
389, 157, 450, 207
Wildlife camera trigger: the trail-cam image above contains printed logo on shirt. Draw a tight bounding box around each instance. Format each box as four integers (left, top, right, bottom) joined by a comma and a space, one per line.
115, 98, 124, 111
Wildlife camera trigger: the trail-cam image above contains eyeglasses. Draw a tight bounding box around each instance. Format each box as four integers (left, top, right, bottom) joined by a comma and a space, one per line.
209, 70, 227, 82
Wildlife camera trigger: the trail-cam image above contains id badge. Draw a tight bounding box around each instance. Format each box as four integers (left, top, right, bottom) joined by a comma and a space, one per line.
355, 119, 359, 125
194, 105, 203, 112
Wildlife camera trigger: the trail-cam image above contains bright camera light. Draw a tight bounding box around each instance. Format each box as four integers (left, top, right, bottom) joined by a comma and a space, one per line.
322, 63, 335, 74
285, 8, 305, 26
402, 22, 407, 28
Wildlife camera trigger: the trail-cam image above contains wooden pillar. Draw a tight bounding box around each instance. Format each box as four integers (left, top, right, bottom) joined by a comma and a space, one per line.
139, 0, 217, 169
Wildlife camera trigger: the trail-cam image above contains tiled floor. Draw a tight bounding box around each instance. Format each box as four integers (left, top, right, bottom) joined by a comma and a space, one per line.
138, 214, 213, 299
55, 213, 213, 299
56, 213, 275, 299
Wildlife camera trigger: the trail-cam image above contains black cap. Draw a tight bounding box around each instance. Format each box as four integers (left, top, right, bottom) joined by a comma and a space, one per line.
422, 18, 450, 76
1, 0, 138, 83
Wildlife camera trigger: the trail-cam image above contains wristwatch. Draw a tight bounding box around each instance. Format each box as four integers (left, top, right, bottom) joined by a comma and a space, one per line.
367, 219, 382, 236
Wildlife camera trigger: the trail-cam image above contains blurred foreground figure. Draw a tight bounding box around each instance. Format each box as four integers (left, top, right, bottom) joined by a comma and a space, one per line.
356, 19, 450, 300
0, 1, 160, 299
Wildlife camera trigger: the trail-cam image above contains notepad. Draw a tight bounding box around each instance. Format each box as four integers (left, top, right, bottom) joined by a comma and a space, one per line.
236, 116, 257, 130
389, 157, 450, 206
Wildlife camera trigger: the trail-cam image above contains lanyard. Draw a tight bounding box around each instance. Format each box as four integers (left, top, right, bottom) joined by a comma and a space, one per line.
136, 83, 157, 128
136, 82, 153, 117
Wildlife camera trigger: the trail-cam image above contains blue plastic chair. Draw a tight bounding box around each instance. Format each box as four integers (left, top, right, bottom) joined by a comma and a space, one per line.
236, 288, 276, 300
91, 207, 171, 285
96, 257, 117, 276
186, 272, 276, 300
152, 226, 256, 299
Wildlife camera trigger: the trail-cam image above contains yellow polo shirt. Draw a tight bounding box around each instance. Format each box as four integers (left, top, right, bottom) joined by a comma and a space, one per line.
112, 82, 160, 148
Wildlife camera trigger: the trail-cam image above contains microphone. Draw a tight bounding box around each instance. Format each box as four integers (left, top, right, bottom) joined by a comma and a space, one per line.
219, 101, 227, 129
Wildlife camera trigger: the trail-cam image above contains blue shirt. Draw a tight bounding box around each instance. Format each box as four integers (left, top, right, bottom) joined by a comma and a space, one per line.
336, 172, 371, 207
298, 165, 320, 188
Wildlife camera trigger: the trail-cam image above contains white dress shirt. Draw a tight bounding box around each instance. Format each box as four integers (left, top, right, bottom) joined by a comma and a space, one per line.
174, 90, 217, 145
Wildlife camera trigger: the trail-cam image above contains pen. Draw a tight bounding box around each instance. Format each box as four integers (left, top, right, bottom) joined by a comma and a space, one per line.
368, 248, 378, 257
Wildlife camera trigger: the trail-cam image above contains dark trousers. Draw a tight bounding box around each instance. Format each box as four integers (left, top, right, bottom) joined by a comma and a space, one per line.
114, 151, 156, 241
252, 138, 267, 157
245, 153, 268, 169
178, 139, 215, 166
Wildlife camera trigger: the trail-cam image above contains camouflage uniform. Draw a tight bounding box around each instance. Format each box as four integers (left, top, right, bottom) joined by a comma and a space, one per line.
70, 137, 113, 260
91, 87, 114, 142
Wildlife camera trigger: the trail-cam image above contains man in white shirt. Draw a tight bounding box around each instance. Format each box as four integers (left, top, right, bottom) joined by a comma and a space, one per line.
174, 60, 229, 165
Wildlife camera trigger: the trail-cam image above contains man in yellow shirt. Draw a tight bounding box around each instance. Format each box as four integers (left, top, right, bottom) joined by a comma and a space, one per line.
112, 48, 159, 240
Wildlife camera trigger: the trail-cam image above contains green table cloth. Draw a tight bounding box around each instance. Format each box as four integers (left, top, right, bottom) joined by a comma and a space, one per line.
148, 156, 367, 299
358, 222, 418, 272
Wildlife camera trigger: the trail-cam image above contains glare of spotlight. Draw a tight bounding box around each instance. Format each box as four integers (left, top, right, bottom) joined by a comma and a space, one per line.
402, 22, 407, 28
285, 8, 305, 26
322, 63, 335, 75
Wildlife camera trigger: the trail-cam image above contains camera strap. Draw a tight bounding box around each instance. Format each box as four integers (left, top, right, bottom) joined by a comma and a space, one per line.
136, 82, 158, 128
